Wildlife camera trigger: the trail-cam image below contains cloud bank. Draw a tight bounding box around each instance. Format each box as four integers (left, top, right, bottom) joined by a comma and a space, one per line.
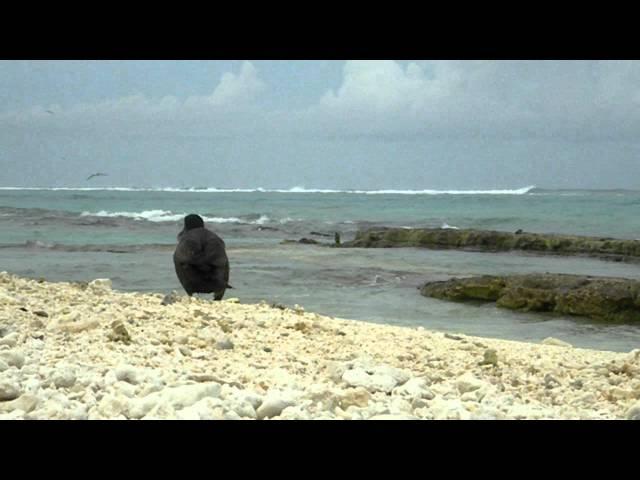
2, 60, 640, 189
3, 60, 640, 140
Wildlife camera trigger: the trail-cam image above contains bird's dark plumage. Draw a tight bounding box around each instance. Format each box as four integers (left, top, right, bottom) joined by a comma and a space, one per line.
173, 214, 231, 300
86, 172, 108, 181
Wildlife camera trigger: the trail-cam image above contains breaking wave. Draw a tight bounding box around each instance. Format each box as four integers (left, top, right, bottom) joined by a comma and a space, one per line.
441, 223, 460, 230
1, 186, 537, 195
80, 210, 271, 224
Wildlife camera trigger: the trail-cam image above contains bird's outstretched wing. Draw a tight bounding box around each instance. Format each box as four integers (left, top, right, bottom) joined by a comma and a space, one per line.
86, 173, 108, 181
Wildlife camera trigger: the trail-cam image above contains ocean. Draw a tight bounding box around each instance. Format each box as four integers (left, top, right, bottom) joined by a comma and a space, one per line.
1, 185, 640, 352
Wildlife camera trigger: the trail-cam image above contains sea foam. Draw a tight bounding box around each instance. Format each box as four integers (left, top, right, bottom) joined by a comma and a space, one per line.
0, 185, 537, 195
80, 210, 271, 224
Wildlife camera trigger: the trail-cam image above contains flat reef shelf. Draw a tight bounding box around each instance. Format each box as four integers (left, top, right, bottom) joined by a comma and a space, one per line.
342, 228, 640, 262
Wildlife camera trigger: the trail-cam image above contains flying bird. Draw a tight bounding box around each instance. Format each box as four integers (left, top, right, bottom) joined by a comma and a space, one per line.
86, 173, 108, 181
173, 214, 232, 301
46, 110, 55, 115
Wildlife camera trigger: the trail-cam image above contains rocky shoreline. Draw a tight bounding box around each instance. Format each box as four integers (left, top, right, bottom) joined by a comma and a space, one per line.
1, 272, 640, 420
341, 228, 640, 263
421, 273, 640, 323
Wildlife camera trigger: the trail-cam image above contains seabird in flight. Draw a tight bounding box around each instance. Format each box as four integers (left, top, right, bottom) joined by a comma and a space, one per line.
86, 173, 108, 181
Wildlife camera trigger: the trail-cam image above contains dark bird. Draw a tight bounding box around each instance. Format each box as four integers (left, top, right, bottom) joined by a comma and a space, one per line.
46, 110, 55, 115
173, 214, 232, 300
86, 173, 108, 181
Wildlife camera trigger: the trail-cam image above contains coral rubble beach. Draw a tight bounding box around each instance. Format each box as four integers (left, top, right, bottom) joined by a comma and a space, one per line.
1, 272, 639, 420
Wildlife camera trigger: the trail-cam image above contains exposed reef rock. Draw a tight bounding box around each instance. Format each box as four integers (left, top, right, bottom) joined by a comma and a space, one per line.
342, 228, 640, 262
280, 238, 321, 245
421, 273, 640, 323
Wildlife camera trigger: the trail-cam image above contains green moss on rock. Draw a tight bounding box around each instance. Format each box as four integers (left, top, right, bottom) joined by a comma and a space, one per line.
343, 228, 640, 262
421, 273, 640, 323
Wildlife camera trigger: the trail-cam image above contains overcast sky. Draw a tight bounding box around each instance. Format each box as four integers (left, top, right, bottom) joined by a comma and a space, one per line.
1, 60, 639, 190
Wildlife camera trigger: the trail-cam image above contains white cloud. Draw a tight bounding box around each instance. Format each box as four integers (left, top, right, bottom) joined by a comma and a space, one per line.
0, 61, 267, 133
206, 61, 265, 106
319, 61, 431, 112
3, 60, 640, 142
310, 60, 640, 139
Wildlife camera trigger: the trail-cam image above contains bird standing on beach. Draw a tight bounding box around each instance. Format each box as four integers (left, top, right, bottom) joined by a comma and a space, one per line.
173, 214, 232, 300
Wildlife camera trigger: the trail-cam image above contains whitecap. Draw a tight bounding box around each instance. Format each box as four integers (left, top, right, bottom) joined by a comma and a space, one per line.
0, 185, 538, 195
441, 223, 460, 230
80, 210, 274, 225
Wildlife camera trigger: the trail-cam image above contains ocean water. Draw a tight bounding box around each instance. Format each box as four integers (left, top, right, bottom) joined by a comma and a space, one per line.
1, 185, 640, 352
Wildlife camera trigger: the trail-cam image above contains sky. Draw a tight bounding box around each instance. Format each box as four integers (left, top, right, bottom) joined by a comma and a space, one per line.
1, 60, 639, 190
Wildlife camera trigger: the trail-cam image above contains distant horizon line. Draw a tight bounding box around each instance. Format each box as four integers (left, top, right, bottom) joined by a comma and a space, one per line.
1, 185, 639, 194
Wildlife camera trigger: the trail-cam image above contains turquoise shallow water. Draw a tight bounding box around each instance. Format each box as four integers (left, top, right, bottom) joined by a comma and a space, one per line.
1, 186, 640, 352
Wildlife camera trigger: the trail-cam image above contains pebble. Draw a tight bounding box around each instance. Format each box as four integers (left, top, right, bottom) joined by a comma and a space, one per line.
456, 373, 487, 394
53, 368, 77, 389
444, 333, 463, 341
176, 397, 225, 420
256, 392, 296, 419
342, 368, 397, 393
392, 377, 434, 400
113, 381, 137, 398
277, 405, 311, 420
127, 382, 222, 419
544, 374, 561, 389
216, 338, 235, 350
389, 397, 412, 414
230, 390, 264, 410
69, 405, 89, 420
0, 350, 25, 369
113, 365, 160, 386
336, 387, 371, 409
161, 292, 180, 306
2, 394, 38, 415
368, 414, 418, 420
88, 278, 112, 291
0, 410, 24, 420
625, 401, 640, 420
231, 400, 258, 419
0, 332, 19, 348
22, 378, 41, 394
341, 362, 410, 393
542, 337, 573, 348
0, 381, 22, 401
95, 394, 129, 418
479, 349, 499, 366
411, 397, 430, 409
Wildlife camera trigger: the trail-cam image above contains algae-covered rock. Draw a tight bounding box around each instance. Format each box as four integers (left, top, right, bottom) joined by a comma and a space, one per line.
107, 320, 132, 344
342, 227, 640, 262
421, 273, 640, 323
421, 275, 505, 302
280, 238, 321, 245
